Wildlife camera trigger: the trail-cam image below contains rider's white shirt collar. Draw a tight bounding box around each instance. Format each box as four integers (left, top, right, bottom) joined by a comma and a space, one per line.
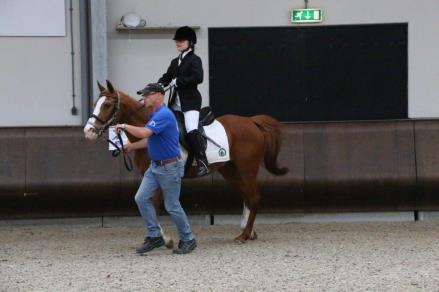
182, 48, 192, 59
178, 48, 192, 65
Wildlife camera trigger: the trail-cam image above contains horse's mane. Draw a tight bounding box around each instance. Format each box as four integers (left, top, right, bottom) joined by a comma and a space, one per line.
117, 90, 154, 120
118, 90, 141, 103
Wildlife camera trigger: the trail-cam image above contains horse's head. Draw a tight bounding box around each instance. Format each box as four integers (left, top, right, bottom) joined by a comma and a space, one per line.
84, 80, 121, 140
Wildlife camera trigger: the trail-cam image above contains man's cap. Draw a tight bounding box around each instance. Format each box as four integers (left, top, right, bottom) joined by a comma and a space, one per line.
137, 83, 165, 96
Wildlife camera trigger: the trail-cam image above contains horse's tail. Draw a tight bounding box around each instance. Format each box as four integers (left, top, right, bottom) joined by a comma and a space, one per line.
250, 115, 289, 176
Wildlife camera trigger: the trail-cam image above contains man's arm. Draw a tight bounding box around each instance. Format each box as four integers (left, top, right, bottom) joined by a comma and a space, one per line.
124, 138, 147, 153
115, 124, 153, 139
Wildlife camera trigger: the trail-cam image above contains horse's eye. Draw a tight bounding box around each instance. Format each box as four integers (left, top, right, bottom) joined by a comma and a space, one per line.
103, 103, 112, 108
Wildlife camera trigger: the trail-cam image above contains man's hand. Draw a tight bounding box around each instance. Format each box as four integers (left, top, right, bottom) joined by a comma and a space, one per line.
114, 123, 126, 134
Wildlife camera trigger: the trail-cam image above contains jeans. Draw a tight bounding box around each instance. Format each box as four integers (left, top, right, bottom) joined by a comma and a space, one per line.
134, 159, 194, 241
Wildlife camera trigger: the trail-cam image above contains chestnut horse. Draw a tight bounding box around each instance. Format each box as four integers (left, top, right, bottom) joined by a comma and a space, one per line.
84, 80, 288, 243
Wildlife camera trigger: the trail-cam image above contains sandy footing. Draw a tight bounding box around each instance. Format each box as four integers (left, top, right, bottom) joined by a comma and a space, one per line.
1, 222, 439, 291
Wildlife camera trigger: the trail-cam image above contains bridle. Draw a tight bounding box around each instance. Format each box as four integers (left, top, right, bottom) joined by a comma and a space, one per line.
87, 84, 172, 137
87, 91, 121, 137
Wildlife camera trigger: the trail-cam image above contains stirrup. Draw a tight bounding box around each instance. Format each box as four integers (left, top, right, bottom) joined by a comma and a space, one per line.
196, 160, 209, 176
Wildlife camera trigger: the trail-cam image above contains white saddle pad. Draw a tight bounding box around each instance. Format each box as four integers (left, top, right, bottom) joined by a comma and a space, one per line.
180, 120, 230, 164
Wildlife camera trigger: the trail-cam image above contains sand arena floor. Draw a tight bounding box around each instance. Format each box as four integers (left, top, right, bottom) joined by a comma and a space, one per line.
1, 221, 439, 291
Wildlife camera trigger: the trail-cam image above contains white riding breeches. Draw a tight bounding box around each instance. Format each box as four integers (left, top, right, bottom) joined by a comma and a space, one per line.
184, 110, 200, 132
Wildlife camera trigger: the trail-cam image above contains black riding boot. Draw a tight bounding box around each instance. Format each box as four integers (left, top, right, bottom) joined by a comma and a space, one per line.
187, 130, 209, 176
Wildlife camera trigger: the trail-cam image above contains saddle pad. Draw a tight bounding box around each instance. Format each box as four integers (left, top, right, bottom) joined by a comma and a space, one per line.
179, 120, 230, 164
204, 120, 230, 164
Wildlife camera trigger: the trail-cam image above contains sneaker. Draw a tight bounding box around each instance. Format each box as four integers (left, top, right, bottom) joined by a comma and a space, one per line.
173, 238, 197, 254
136, 236, 165, 254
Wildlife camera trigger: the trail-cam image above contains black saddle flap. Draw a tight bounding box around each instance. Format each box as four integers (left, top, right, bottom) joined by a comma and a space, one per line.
200, 107, 215, 126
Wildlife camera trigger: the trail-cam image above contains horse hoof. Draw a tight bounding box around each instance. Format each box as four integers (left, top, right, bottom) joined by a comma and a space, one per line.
165, 239, 174, 249
234, 235, 248, 244
234, 238, 245, 244
250, 231, 258, 240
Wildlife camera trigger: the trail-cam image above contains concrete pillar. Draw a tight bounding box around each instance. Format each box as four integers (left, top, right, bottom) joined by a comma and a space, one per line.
79, 0, 108, 122
90, 0, 108, 99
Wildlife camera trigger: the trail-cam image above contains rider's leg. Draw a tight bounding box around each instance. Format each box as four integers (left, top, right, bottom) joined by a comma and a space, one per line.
184, 110, 208, 176
183, 110, 199, 132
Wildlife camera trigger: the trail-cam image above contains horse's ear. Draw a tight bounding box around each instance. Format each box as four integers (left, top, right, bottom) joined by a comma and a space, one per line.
97, 81, 105, 92
106, 80, 115, 93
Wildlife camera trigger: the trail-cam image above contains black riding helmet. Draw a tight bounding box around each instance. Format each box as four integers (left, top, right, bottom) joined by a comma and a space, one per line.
173, 26, 197, 44
137, 83, 165, 96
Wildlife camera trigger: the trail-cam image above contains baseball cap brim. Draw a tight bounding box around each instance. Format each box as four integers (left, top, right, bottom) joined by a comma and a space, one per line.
137, 88, 153, 95
137, 84, 165, 95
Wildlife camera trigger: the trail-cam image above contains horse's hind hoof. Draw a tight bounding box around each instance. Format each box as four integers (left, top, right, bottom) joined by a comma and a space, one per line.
165, 239, 174, 249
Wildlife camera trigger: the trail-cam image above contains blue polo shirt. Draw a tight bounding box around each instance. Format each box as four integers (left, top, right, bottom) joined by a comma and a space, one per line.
145, 105, 180, 161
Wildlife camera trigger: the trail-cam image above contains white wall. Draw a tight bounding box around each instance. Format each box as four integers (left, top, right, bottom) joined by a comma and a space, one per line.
0, 0, 82, 126
0, 0, 66, 36
107, 0, 439, 118
0, 0, 437, 126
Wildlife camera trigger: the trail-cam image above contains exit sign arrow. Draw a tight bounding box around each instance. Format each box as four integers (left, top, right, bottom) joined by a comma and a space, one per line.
291, 9, 322, 23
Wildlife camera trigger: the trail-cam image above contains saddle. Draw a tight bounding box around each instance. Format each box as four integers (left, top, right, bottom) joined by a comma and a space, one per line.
172, 106, 215, 152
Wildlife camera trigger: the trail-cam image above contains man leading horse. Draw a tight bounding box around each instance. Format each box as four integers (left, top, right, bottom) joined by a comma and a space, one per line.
115, 83, 197, 255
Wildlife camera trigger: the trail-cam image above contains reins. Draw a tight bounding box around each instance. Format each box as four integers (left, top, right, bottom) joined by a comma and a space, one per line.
106, 131, 134, 171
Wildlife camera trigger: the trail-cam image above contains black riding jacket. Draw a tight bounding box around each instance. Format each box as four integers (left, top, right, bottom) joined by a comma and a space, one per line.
158, 50, 203, 112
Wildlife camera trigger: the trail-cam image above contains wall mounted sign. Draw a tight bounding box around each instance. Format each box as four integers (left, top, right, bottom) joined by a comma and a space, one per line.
291, 9, 322, 23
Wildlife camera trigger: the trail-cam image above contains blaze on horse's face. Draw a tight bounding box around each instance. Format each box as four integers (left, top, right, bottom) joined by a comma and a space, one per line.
83, 80, 120, 140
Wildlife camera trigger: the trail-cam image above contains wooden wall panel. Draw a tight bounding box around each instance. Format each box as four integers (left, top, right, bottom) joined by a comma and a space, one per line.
414, 121, 439, 209
303, 121, 416, 211
2, 120, 439, 218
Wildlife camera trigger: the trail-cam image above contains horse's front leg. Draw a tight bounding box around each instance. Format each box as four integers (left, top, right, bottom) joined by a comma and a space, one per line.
151, 190, 174, 249
240, 204, 257, 240
159, 224, 173, 249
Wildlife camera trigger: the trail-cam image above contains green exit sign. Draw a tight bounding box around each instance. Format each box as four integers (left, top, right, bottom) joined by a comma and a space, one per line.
291, 9, 323, 23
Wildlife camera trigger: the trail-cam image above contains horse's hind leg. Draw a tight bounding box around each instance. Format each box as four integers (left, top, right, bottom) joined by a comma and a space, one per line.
235, 181, 260, 243
241, 204, 257, 240
219, 164, 260, 243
